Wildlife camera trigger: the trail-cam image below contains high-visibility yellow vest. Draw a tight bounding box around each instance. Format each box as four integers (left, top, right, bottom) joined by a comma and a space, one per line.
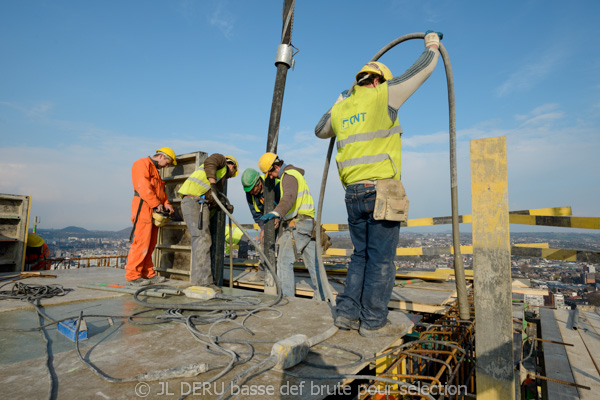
225, 226, 243, 254
281, 169, 314, 220
330, 82, 402, 186
252, 175, 281, 213
178, 165, 228, 197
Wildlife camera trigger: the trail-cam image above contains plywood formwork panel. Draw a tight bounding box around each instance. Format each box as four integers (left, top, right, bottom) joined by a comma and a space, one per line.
539, 307, 579, 399
153, 152, 207, 280
554, 309, 600, 399
0, 194, 31, 273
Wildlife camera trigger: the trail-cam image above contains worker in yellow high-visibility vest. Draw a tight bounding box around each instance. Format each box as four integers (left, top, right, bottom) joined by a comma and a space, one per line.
225, 225, 249, 258
258, 152, 324, 301
315, 31, 442, 337
178, 153, 238, 292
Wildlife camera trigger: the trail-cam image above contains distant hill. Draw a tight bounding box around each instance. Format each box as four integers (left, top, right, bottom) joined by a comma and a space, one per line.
33, 226, 131, 240
59, 226, 89, 233
116, 227, 132, 239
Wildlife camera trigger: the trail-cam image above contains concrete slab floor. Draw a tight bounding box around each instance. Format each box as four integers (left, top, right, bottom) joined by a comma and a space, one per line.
0, 268, 416, 399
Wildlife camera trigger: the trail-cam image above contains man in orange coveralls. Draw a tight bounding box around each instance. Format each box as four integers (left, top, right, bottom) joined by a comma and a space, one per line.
125, 147, 176, 286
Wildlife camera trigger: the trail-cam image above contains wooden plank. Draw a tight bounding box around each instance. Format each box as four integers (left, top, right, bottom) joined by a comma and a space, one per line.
576, 311, 600, 380
539, 308, 580, 399
222, 268, 455, 314
511, 287, 550, 296
471, 136, 515, 399
554, 309, 600, 399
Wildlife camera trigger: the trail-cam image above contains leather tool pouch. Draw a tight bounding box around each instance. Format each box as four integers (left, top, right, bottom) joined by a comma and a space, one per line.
373, 179, 409, 222
311, 223, 332, 253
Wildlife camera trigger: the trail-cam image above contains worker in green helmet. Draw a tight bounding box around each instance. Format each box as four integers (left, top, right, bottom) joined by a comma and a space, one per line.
241, 168, 281, 243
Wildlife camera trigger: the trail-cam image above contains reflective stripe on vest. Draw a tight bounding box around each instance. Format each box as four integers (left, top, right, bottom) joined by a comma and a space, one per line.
252, 195, 263, 213
331, 82, 402, 186
178, 165, 227, 197
252, 176, 281, 213
281, 169, 315, 221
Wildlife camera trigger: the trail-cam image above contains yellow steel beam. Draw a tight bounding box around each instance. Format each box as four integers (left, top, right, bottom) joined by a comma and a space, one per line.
406, 206, 572, 227
511, 246, 600, 263
239, 207, 578, 232
509, 215, 600, 230
324, 243, 549, 257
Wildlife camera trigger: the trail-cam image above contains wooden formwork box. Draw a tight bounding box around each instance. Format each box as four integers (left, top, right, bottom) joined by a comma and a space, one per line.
0, 194, 31, 273
153, 151, 208, 280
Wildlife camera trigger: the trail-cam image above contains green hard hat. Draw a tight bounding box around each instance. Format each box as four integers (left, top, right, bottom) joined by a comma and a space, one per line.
241, 168, 261, 192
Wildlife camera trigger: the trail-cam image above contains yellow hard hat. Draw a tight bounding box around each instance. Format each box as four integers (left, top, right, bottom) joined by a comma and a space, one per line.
156, 147, 177, 165
258, 152, 278, 173
356, 62, 393, 82
152, 211, 171, 227
27, 233, 45, 247
225, 155, 239, 177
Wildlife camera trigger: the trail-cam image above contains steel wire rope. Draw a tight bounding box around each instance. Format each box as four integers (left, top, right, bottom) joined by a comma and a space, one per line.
280, 0, 295, 44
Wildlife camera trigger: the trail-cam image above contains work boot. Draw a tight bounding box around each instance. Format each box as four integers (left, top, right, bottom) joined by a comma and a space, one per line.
127, 278, 150, 286
334, 315, 360, 331
146, 275, 167, 284
358, 320, 408, 338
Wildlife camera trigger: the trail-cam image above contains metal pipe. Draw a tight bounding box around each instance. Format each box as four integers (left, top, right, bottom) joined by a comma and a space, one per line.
263, 0, 295, 294
229, 217, 233, 289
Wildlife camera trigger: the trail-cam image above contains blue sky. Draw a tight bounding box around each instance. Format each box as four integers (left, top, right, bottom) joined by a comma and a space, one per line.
1, 0, 599, 234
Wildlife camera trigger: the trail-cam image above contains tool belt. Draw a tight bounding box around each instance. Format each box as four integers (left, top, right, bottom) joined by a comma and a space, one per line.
281, 214, 311, 229
311, 223, 332, 253
182, 192, 219, 209
373, 179, 409, 222
282, 216, 331, 254
283, 215, 331, 254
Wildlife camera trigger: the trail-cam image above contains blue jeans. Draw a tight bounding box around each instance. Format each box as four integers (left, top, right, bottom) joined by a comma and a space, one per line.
277, 218, 324, 301
336, 184, 400, 330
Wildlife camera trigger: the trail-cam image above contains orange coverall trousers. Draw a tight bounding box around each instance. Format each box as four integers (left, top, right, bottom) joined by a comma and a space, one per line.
125, 197, 159, 281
